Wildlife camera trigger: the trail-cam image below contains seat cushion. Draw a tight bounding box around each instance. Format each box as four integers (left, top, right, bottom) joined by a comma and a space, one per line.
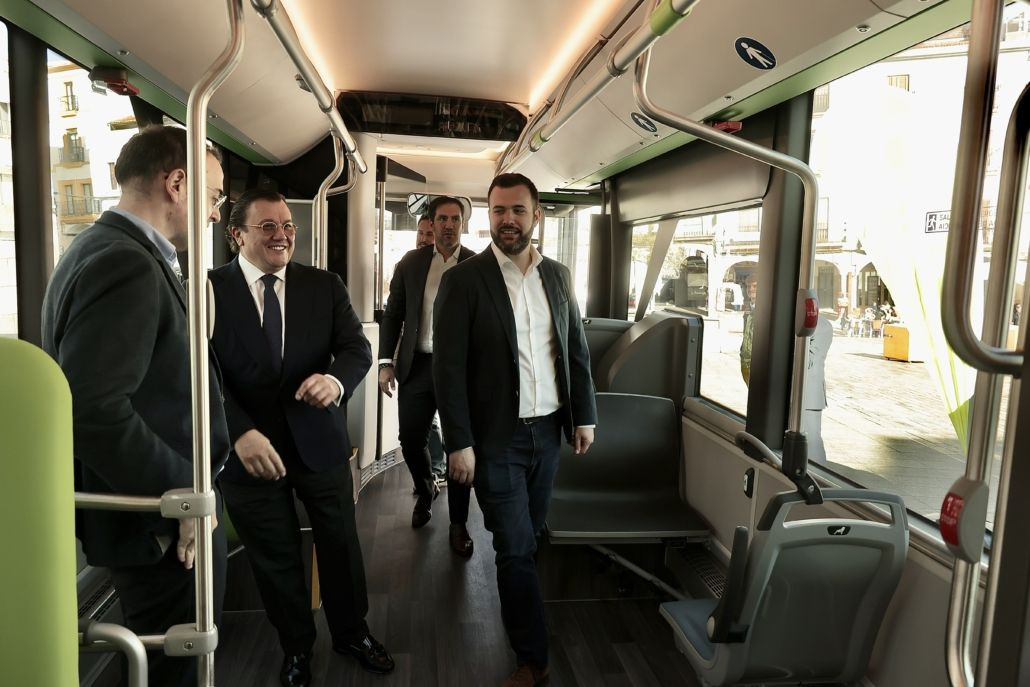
660, 598, 719, 662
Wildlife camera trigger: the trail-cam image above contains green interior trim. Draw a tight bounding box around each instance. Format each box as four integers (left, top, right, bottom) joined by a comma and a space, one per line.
1, 0, 270, 163
577, 0, 972, 185
0, 338, 78, 687
651, 0, 691, 36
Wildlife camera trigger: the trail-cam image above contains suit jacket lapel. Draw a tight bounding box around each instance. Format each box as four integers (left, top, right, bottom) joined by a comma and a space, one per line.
478, 252, 518, 358
283, 262, 314, 382
224, 259, 277, 371
538, 260, 569, 355
100, 212, 187, 312
410, 248, 433, 325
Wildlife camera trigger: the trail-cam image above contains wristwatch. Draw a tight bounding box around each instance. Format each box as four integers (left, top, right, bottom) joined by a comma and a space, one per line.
379, 362, 394, 371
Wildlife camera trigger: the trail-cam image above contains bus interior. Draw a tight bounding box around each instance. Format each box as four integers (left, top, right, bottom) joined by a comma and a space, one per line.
2, 0, 1030, 685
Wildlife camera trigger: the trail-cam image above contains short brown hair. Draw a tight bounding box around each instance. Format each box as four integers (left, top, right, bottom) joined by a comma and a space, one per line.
114, 125, 222, 191
427, 196, 463, 222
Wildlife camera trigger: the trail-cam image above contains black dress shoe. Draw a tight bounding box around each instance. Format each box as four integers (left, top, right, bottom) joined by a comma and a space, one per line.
279, 653, 311, 687
333, 634, 395, 674
449, 523, 474, 558
411, 483, 440, 529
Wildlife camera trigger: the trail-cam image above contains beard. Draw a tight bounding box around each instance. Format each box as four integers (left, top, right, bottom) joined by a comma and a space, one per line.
491, 225, 531, 255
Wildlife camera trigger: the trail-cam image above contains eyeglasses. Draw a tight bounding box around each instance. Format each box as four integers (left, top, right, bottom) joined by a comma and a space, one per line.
239, 221, 299, 237
207, 186, 227, 210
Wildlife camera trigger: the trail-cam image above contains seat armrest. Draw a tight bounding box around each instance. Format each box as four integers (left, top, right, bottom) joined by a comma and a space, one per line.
707, 525, 749, 643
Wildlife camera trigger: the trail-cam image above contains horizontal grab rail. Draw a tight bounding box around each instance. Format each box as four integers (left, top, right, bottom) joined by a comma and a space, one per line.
501, 0, 700, 174
250, 0, 368, 174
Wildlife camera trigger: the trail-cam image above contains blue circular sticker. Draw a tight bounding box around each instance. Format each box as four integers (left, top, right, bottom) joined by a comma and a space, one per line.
734, 37, 776, 70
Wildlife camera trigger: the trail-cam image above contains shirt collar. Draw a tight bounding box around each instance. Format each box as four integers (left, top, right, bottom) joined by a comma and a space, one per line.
490, 241, 542, 272
109, 207, 179, 271
238, 252, 287, 286
433, 244, 461, 262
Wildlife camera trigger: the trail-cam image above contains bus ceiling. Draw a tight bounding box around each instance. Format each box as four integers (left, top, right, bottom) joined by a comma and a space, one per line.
6, 0, 970, 190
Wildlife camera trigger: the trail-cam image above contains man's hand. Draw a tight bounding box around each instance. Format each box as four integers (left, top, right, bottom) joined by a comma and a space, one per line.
295, 374, 339, 408
573, 427, 595, 455
177, 513, 218, 570
448, 447, 477, 486
378, 367, 397, 398
234, 429, 286, 480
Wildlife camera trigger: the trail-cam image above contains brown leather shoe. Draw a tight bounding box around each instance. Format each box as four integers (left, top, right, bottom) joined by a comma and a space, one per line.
502, 665, 549, 686
449, 523, 474, 558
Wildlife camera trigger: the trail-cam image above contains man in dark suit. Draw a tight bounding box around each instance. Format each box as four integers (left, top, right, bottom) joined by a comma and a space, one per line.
378, 196, 476, 555
433, 173, 597, 687
412, 213, 448, 483
210, 188, 392, 686
41, 125, 231, 687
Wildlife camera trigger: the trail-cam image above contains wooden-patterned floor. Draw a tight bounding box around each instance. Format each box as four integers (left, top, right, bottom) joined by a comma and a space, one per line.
215, 464, 700, 686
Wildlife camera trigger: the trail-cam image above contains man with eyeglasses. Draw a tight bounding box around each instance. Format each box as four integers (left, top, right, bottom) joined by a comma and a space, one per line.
209, 187, 392, 686
41, 125, 231, 687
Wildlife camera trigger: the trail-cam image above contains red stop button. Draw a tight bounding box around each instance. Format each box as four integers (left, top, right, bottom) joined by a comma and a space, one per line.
804, 297, 819, 330
940, 492, 964, 548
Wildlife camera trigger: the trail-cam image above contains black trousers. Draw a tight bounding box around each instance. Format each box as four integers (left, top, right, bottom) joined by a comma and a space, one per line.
475, 413, 562, 670
219, 460, 369, 655
109, 523, 227, 687
398, 352, 472, 523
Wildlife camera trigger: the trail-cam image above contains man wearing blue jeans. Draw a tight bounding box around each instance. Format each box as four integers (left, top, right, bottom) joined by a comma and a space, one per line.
433, 173, 596, 687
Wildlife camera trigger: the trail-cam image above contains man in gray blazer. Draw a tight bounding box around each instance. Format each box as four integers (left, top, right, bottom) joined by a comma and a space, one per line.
41, 125, 230, 687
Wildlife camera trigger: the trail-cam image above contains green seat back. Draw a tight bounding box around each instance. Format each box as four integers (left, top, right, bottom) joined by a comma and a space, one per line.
0, 338, 78, 686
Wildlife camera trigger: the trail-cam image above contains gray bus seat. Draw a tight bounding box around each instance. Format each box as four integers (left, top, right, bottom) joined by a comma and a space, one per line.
660, 489, 908, 685
582, 317, 632, 380
547, 392, 709, 543
594, 310, 701, 407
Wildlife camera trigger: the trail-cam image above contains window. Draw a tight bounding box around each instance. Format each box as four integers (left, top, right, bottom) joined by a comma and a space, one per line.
47, 52, 138, 256
0, 23, 14, 338
807, 4, 1030, 527
887, 74, 911, 91
813, 85, 830, 115
630, 207, 760, 415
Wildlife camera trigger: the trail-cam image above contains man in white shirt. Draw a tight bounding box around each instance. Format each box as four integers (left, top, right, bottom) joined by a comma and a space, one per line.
379, 196, 476, 555
412, 213, 448, 484
210, 188, 392, 685
433, 173, 597, 687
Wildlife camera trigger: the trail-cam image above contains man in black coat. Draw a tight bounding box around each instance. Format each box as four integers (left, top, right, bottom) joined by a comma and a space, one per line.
41, 125, 230, 687
210, 188, 392, 687
433, 173, 597, 687
378, 196, 476, 554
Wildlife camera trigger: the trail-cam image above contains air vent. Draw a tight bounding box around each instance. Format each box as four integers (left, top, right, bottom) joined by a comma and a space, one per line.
360, 448, 402, 489
78, 580, 117, 620
337, 91, 525, 141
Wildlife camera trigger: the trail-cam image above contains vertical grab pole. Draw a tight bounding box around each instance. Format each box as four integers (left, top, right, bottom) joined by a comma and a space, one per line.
185, 0, 245, 684
941, 0, 1021, 376
313, 136, 345, 270
633, 44, 820, 497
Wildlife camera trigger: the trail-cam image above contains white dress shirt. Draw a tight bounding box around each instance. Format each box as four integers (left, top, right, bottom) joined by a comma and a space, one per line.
490, 242, 561, 418
237, 253, 343, 404
417, 247, 461, 354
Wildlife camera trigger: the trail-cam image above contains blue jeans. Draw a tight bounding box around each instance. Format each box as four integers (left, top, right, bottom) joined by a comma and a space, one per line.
474, 412, 562, 669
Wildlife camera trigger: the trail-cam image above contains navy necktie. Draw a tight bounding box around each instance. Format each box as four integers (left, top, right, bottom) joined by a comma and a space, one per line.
261, 273, 282, 369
